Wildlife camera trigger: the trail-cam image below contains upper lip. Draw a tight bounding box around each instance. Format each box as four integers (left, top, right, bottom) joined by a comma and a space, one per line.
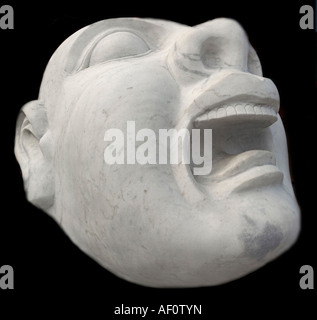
193, 102, 277, 128
180, 71, 280, 129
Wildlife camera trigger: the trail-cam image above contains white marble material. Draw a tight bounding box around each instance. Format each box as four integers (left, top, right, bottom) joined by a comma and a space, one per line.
14, 17, 300, 287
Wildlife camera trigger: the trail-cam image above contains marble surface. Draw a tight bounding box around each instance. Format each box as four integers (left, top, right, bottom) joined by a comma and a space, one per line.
14, 17, 300, 287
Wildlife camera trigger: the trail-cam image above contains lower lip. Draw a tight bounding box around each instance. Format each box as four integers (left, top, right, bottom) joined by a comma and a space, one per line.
228, 165, 283, 193
197, 164, 283, 194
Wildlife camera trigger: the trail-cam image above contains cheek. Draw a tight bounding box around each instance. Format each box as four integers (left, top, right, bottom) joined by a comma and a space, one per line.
102, 62, 181, 130
56, 61, 182, 211
68, 59, 181, 126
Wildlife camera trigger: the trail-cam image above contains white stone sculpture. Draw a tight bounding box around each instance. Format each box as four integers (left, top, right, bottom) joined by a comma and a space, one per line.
14, 17, 300, 287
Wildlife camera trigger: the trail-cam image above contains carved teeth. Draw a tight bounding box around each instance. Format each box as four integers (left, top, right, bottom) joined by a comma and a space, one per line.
235, 104, 245, 115
194, 103, 277, 123
217, 107, 226, 118
254, 105, 262, 115
208, 110, 217, 120
245, 104, 254, 114
226, 106, 236, 116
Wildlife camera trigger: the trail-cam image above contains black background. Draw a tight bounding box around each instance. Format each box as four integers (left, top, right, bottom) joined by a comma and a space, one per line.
1, 0, 316, 317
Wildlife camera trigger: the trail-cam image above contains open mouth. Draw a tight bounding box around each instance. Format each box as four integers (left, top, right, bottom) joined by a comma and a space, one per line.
171, 71, 284, 202
191, 100, 283, 193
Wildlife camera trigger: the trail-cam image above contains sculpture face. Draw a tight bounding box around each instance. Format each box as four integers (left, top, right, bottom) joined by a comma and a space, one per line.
15, 17, 300, 287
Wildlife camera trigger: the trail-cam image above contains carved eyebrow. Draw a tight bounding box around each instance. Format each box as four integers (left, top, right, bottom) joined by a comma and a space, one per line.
65, 18, 167, 74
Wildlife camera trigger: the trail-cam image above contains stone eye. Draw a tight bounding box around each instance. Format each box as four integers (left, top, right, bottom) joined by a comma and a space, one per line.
89, 31, 150, 66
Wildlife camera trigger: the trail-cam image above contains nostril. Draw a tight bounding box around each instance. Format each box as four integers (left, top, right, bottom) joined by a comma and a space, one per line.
200, 37, 225, 69
169, 19, 262, 85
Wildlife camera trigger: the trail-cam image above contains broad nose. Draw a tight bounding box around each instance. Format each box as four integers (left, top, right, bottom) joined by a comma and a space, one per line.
168, 18, 262, 83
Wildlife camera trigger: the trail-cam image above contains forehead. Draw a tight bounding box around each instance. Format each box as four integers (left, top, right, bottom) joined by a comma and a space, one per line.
64, 18, 187, 74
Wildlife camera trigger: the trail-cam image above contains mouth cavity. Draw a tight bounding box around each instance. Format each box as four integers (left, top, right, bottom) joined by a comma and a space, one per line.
171, 96, 282, 203
189, 101, 283, 191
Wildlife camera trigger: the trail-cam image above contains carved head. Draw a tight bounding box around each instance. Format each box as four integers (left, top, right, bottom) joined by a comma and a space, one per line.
14, 18, 300, 287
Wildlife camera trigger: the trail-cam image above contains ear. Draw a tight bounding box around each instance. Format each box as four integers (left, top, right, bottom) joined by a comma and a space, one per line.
14, 101, 54, 211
